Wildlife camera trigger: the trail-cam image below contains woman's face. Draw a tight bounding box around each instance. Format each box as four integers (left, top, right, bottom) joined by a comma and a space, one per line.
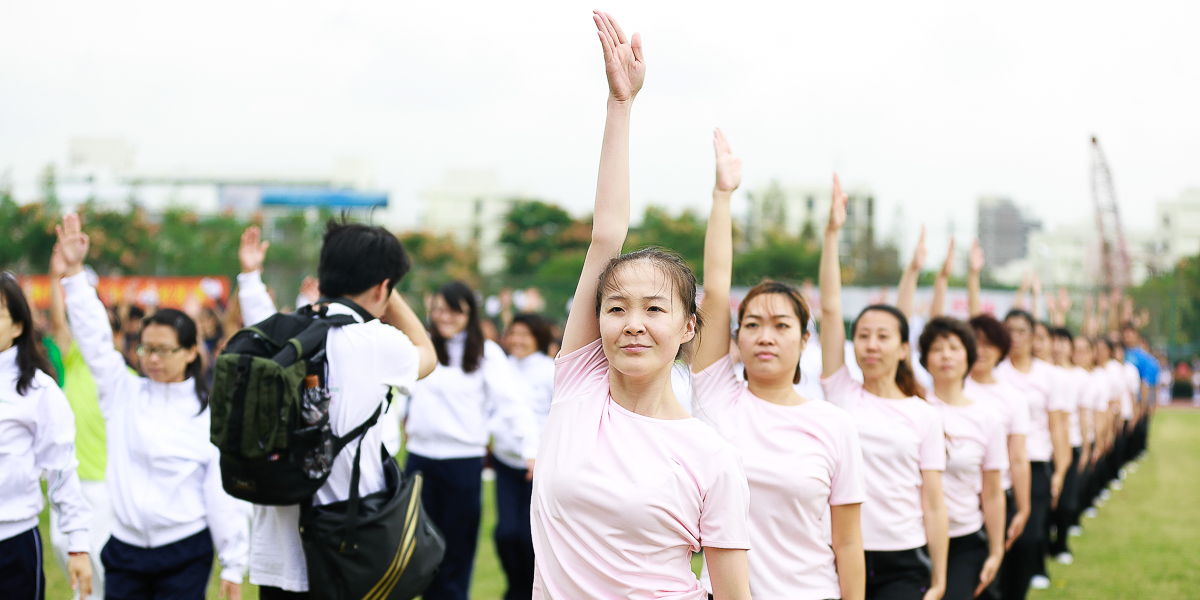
0, 300, 23, 354
927, 333, 970, 385
738, 293, 808, 385
138, 324, 197, 383
1073, 337, 1094, 369
1004, 316, 1033, 359
972, 329, 1001, 376
430, 294, 470, 339
1032, 324, 1052, 360
1052, 336, 1073, 365
853, 309, 909, 383
599, 261, 695, 380
1096, 341, 1112, 364
506, 322, 538, 359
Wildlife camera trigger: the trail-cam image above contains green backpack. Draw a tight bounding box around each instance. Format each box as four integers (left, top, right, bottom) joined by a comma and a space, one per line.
210, 299, 383, 505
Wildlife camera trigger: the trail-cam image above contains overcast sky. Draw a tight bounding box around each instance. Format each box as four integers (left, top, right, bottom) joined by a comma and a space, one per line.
3, 0, 1198, 256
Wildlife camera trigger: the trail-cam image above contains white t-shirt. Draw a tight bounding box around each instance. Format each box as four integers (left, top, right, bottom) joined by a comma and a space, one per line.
1079, 369, 1109, 440
1123, 362, 1141, 418
1050, 365, 1083, 448
963, 377, 1030, 490
1089, 369, 1115, 413
531, 340, 751, 599
1064, 367, 1092, 447
821, 366, 945, 551
1103, 360, 1127, 416
928, 394, 1008, 538
238, 278, 421, 592
693, 355, 865, 600
491, 351, 555, 469
995, 358, 1067, 462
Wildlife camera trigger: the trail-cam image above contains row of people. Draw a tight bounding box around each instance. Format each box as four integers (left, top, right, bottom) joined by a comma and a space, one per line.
2, 12, 1158, 600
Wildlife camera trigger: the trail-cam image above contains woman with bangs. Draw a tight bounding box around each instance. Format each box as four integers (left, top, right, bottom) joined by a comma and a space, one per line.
915, 317, 1007, 600
529, 12, 752, 600
820, 179, 948, 600
690, 129, 865, 600
1047, 327, 1087, 564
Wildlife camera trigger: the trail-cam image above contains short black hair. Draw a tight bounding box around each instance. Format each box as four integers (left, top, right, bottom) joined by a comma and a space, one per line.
510, 313, 554, 355
918, 316, 978, 376
318, 219, 410, 298
969, 314, 1012, 362
1004, 308, 1036, 330
1051, 327, 1074, 344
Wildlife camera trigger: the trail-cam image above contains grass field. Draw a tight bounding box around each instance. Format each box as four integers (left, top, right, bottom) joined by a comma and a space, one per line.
40, 408, 1200, 599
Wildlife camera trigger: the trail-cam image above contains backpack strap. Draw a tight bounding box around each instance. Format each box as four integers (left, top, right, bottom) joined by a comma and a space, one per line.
316, 297, 378, 323
337, 393, 389, 553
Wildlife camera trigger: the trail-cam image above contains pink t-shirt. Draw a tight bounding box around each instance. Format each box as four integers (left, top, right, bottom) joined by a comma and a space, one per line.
531, 340, 751, 600
692, 355, 865, 600
995, 358, 1067, 462
1077, 367, 1108, 442
963, 378, 1029, 489
928, 394, 1009, 538
821, 366, 945, 551
1061, 367, 1088, 447
1092, 368, 1117, 413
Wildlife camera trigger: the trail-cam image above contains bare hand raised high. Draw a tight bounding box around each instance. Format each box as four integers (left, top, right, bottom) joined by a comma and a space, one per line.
713, 128, 742, 193
55, 213, 89, 278
593, 11, 644, 103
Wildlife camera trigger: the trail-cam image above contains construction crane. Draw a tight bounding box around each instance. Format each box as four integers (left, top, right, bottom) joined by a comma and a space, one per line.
1090, 136, 1132, 292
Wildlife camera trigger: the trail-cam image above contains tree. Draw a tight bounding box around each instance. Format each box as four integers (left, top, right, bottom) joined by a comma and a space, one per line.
624, 206, 707, 274
500, 200, 589, 276
732, 231, 820, 287
398, 230, 480, 294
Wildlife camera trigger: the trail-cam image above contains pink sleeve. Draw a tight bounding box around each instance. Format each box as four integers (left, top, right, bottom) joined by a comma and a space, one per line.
552, 339, 608, 406
691, 355, 744, 420
1047, 370, 1073, 413
983, 415, 1009, 471
820, 365, 861, 411
828, 410, 867, 506
698, 447, 752, 550
918, 406, 947, 471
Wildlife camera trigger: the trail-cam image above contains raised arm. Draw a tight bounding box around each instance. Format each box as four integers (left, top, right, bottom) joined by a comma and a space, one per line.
929, 238, 954, 318
820, 176, 849, 378
967, 240, 984, 317
47, 244, 72, 352
896, 225, 926, 319
57, 213, 138, 414
1030, 271, 1043, 321
693, 128, 741, 373
1011, 272, 1031, 311
560, 11, 644, 356
236, 226, 277, 327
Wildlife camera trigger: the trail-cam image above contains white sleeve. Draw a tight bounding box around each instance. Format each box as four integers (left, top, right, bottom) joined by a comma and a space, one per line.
483, 343, 540, 461
36, 383, 92, 553
203, 444, 250, 583
236, 271, 277, 327
61, 272, 139, 417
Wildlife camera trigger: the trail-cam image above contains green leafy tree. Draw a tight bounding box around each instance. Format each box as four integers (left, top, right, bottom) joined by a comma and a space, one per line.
500, 200, 589, 276
624, 206, 706, 274
732, 232, 820, 287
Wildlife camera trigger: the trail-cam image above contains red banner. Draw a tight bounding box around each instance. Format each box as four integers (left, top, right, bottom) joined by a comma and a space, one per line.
17, 275, 231, 311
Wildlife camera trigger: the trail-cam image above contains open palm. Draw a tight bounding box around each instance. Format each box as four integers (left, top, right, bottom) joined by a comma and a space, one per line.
594, 11, 644, 103
713, 128, 741, 193
828, 175, 848, 232
55, 213, 89, 276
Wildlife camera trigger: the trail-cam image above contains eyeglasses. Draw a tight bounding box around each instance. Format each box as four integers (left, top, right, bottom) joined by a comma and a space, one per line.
136, 345, 185, 358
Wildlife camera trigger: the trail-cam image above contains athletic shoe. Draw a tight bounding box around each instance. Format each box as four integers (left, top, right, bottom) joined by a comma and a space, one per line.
1085, 507, 1099, 518
1031, 575, 1051, 589
1069, 525, 1083, 537
482, 467, 496, 482
1056, 552, 1074, 565
1100, 488, 1112, 500
1128, 463, 1139, 474
1119, 467, 1128, 480
1111, 480, 1123, 491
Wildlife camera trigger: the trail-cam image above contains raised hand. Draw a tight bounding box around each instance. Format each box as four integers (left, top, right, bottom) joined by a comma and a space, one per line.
969, 239, 985, 274
298, 276, 321, 306
1031, 270, 1043, 297
593, 11, 644, 103
49, 244, 67, 279
713, 128, 742, 193
908, 225, 927, 273
827, 174, 848, 233
939, 237, 956, 279
55, 213, 89, 277
1057, 287, 1072, 314
239, 226, 270, 274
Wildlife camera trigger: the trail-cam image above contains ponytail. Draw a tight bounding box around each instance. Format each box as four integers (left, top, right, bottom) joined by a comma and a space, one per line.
896, 359, 924, 399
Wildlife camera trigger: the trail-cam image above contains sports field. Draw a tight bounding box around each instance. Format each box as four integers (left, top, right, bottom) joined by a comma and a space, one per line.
40, 408, 1200, 599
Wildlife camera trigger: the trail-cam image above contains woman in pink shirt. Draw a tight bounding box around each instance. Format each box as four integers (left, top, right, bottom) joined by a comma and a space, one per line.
530, 13, 752, 600
819, 181, 949, 600
918, 318, 1008, 600
690, 129, 866, 600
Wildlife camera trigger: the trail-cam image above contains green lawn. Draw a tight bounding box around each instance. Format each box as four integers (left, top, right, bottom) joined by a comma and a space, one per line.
41, 409, 1200, 599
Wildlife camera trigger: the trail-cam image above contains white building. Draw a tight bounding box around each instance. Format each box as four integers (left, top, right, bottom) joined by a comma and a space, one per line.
1020, 220, 1160, 289
1155, 187, 1200, 270
745, 180, 876, 270
419, 170, 530, 275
